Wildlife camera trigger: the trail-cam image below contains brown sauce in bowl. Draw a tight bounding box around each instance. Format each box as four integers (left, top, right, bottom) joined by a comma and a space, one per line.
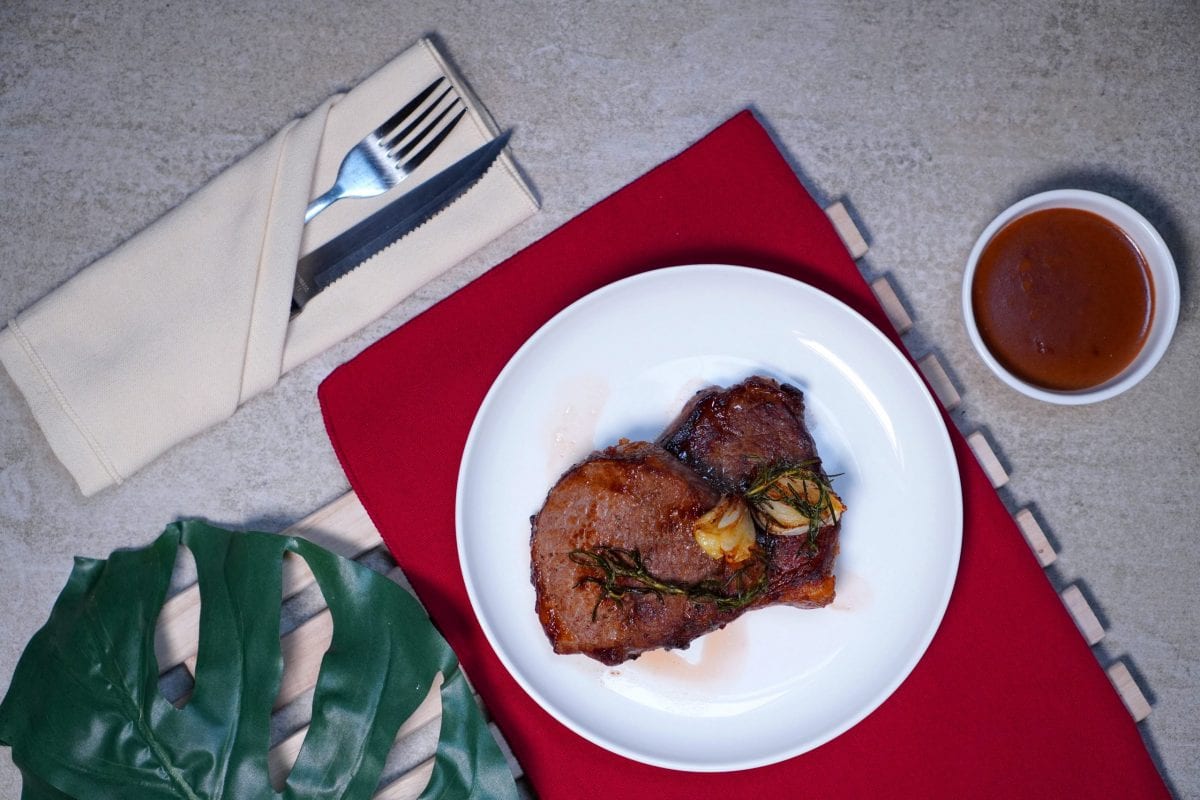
971, 207, 1155, 391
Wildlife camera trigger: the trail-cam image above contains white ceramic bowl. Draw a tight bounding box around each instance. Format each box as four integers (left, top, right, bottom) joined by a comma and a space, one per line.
962, 189, 1179, 404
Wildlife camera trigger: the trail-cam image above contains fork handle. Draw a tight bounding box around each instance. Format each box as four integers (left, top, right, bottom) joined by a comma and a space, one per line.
304, 186, 343, 223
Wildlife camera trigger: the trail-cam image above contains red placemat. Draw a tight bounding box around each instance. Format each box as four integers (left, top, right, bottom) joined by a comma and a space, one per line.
319, 111, 1168, 798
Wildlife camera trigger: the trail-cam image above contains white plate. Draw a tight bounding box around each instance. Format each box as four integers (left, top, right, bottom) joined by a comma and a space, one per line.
457, 265, 962, 772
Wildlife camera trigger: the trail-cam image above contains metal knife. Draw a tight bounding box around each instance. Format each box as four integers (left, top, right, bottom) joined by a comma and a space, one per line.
291, 131, 510, 312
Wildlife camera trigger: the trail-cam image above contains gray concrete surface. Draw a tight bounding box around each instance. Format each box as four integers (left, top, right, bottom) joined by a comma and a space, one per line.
1, 1, 1197, 796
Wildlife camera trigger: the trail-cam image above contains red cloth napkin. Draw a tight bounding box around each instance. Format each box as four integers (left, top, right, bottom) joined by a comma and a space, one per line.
319, 111, 1168, 798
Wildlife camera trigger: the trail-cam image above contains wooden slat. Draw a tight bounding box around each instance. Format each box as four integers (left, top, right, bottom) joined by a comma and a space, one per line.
1014, 508, 1056, 566
869, 275, 913, 335
1107, 661, 1152, 722
268, 727, 307, 788
374, 759, 436, 800
270, 565, 405, 710
1061, 584, 1105, 645
155, 491, 380, 673
825, 201, 869, 259
966, 431, 1008, 488
917, 353, 960, 410
276, 608, 333, 709
393, 672, 446, 737
268, 675, 443, 792
155, 592, 203, 675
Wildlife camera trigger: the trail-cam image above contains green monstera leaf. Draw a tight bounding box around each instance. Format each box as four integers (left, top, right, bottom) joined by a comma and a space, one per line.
0, 521, 518, 800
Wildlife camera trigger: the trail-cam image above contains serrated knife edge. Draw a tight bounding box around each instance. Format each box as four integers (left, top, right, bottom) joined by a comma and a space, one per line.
291, 132, 510, 313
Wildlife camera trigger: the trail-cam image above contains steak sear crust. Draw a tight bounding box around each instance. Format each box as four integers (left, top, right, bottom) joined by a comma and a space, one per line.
661, 376, 840, 609
531, 441, 754, 665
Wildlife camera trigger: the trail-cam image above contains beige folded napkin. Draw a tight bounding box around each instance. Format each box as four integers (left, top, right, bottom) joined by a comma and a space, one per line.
0, 38, 538, 496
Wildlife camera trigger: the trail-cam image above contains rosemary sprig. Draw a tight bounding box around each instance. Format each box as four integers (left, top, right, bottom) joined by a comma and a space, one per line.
569, 545, 768, 620
744, 460, 843, 554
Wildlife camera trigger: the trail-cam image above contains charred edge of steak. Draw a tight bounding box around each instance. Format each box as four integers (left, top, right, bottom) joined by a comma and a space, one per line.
755, 523, 839, 608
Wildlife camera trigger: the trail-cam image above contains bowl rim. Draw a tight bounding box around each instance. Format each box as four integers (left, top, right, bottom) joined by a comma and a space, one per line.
961, 188, 1180, 405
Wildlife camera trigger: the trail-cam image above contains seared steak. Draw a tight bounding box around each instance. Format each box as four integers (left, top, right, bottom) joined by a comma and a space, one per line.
531, 440, 756, 665
660, 376, 840, 608
531, 377, 844, 665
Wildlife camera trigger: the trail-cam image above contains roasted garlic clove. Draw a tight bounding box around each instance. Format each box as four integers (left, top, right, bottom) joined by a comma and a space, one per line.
746, 465, 845, 537
693, 495, 757, 564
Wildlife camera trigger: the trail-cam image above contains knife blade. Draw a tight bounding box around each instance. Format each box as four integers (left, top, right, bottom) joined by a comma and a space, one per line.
291, 131, 511, 312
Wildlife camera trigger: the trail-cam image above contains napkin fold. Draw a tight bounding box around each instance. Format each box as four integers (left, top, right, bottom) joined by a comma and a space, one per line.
0, 38, 538, 496
318, 112, 1170, 798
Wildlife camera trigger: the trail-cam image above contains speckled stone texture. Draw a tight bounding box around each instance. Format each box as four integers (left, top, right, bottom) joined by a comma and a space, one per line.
1, 1, 1196, 795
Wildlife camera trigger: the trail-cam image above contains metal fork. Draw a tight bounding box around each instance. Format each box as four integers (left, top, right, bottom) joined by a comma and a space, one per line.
304, 77, 466, 223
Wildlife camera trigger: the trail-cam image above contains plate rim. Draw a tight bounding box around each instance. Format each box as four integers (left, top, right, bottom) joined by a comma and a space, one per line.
456, 263, 963, 771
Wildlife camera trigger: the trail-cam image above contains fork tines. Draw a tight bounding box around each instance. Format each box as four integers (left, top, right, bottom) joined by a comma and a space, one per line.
302, 76, 468, 226
375, 77, 466, 170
